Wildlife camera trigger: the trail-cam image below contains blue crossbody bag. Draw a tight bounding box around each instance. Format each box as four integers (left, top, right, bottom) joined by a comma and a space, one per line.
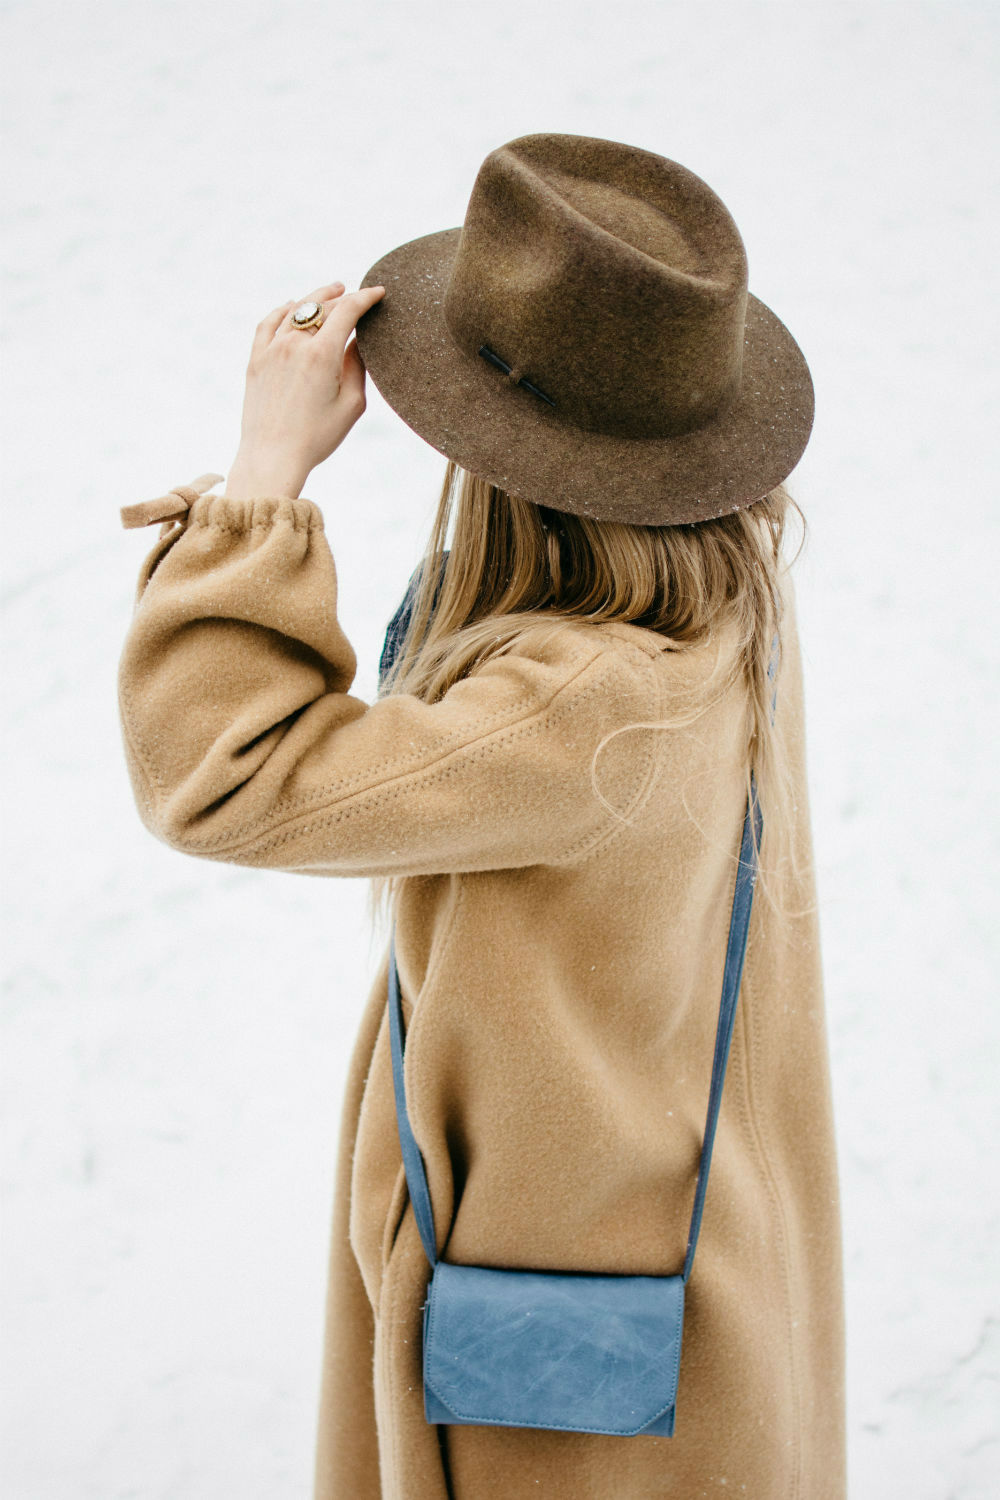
380, 565, 769, 1438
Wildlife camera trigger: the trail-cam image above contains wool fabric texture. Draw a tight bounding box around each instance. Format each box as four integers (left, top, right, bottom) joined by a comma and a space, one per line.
355, 133, 815, 526
117, 491, 846, 1499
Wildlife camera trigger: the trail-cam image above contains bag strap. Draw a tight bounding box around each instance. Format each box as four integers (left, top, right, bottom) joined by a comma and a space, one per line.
387, 933, 441, 1266
387, 781, 761, 1275
680, 775, 761, 1282
383, 606, 778, 1275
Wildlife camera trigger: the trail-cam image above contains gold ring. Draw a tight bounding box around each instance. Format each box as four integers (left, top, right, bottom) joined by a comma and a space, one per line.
290, 299, 325, 330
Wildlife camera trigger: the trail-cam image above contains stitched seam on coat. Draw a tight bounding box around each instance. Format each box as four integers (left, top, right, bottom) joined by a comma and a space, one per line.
736, 957, 802, 1497
124, 507, 618, 831
239, 677, 572, 822
120, 663, 550, 829
243, 627, 621, 817
123, 596, 634, 832
161, 663, 614, 859
556, 643, 667, 865
204, 685, 547, 828
123, 596, 635, 830
256, 643, 651, 867
122, 633, 606, 845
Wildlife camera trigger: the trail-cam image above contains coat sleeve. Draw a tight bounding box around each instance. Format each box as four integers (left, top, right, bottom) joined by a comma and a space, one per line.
116, 491, 660, 877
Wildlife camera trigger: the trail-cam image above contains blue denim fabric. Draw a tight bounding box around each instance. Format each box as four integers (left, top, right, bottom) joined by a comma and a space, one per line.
378, 551, 450, 692
422, 1260, 683, 1435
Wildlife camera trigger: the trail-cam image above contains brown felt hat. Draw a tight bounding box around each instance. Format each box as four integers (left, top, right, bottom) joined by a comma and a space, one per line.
355, 133, 814, 527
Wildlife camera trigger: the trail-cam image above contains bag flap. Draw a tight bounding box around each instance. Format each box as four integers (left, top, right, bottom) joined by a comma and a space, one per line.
423, 1260, 684, 1436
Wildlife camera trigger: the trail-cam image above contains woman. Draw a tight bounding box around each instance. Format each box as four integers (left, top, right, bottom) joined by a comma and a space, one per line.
118, 134, 845, 1498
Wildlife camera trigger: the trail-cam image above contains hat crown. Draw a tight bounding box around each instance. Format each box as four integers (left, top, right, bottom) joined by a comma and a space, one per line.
443, 134, 750, 440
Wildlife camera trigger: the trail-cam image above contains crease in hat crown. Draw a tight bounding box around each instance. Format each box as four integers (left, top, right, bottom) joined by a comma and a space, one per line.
442, 135, 750, 440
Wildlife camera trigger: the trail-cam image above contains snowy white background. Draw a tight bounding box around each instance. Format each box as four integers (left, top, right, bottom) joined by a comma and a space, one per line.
2, 1, 998, 1496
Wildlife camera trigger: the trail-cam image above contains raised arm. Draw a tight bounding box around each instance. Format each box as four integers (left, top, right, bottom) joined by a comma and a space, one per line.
117, 492, 661, 877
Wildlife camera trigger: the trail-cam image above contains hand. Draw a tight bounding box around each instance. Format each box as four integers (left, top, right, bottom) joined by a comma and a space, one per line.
226, 279, 386, 499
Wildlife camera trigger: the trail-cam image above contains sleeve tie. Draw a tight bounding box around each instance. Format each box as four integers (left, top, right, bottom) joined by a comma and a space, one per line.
120, 471, 224, 532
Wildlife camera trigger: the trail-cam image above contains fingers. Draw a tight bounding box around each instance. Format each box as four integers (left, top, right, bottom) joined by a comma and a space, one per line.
280, 281, 348, 329
339, 336, 368, 412
313, 284, 385, 352
253, 282, 384, 361
258, 283, 345, 345
275, 283, 347, 337
251, 299, 297, 358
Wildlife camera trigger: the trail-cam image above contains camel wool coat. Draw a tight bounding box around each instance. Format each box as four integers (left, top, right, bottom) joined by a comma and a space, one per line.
117, 491, 846, 1500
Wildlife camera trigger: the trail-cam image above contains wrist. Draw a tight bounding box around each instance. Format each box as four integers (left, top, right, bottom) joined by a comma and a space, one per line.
224, 451, 309, 501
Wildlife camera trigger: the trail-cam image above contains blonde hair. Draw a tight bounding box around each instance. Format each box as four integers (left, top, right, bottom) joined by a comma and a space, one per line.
367, 460, 806, 939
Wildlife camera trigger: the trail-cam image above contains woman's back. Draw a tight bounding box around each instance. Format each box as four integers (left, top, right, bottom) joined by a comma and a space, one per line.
326, 580, 843, 1498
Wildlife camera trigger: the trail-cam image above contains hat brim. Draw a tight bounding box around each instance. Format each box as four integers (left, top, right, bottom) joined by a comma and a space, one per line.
355, 227, 813, 527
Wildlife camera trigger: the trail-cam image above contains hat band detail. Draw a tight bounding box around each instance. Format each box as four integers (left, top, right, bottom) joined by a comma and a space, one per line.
478, 344, 556, 409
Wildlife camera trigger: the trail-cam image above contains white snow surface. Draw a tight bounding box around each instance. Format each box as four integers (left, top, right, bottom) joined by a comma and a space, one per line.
2, 2, 998, 1496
